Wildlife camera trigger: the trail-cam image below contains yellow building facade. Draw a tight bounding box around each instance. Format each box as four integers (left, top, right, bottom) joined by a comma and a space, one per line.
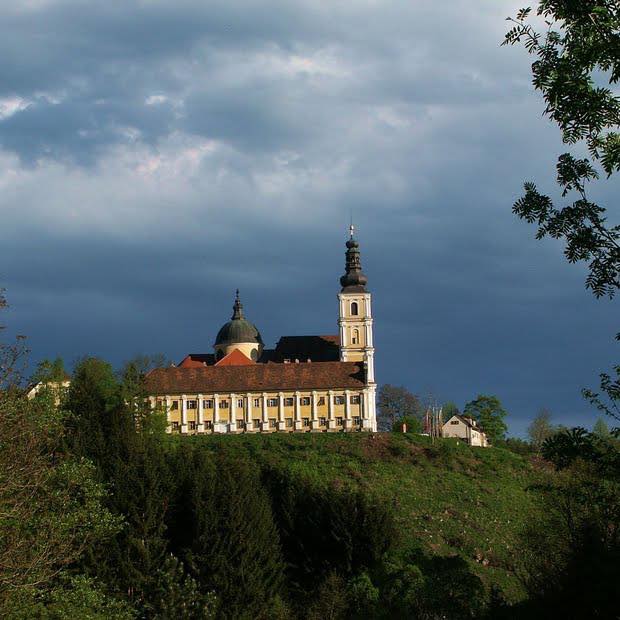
145, 229, 377, 433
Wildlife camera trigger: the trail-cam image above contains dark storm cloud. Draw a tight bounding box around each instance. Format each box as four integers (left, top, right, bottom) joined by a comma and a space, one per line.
0, 0, 617, 436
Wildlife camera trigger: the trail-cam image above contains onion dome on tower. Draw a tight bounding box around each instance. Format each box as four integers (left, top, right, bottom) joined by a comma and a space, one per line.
340, 224, 368, 293
214, 290, 264, 361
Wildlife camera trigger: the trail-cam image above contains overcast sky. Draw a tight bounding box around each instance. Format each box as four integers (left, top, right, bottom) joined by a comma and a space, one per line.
1, 0, 617, 436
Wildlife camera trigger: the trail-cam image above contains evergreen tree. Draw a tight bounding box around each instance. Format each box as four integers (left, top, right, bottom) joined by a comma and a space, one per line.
66, 357, 120, 463
264, 467, 396, 595
187, 452, 284, 620
148, 555, 217, 619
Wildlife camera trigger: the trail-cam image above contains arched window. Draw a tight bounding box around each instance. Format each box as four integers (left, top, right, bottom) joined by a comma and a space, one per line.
352, 329, 360, 345
351, 301, 359, 316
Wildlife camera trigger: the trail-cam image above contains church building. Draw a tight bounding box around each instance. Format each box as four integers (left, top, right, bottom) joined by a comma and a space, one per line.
144, 229, 377, 433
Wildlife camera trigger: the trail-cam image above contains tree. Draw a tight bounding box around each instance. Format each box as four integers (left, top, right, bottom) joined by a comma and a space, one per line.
583, 365, 620, 423
442, 401, 460, 418
393, 415, 423, 434
65, 357, 120, 463
187, 453, 285, 619
0, 383, 121, 615
377, 385, 422, 432
542, 427, 596, 470
503, 3, 620, 299
31, 357, 68, 384
504, 2, 620, 422
516, 438, 620, 619
463, 395, 508, 443
0, 292, 119, 618
528, 408, 556, 450
0, 293, 123, 616
0, 290, 27, 390
593, 417, 611, 438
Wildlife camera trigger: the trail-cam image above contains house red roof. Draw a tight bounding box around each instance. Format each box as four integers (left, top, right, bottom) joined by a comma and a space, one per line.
145, 361, 366, 395
214, 349, 255, 367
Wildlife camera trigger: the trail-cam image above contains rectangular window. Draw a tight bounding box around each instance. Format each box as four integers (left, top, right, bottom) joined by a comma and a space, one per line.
171, 421, 180, 431
300, 397, 311, 406
269, 419, 276, 428
237, 398, 244, 408
220, 401, 229, 409
334, 396, 345, 405
284, 397, 294, 407
302, 417, 310, 427
317, 396, 325, 406
350, 395, 360, 404
353, 416, 361, 426
451, 420, 459, 425
336, 417, 344, 427
319, 417, 327, 426
253, 418, 261, 427
237, 420, 246, 429
267, 398, 278, 407
203, 399, 213, 409
204, 420, 213, 430
187, 400, 197, 409
285, 418, 293, 428
171, 401, 179, 410
188, 421, 196, 430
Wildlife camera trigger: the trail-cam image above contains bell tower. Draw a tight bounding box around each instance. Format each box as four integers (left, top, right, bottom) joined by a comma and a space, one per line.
338, 225, 375, 385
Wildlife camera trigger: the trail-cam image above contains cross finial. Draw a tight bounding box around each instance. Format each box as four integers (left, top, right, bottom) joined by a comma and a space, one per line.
349, 223, 355, 239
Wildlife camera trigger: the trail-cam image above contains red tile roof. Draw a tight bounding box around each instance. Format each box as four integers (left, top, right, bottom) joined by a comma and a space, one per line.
214, 349, 255, 366
145, 361, 366, 395
178, 354, 215, 368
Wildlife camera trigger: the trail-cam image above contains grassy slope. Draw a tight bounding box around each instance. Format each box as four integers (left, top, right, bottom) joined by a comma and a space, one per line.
180, 432, 546, 602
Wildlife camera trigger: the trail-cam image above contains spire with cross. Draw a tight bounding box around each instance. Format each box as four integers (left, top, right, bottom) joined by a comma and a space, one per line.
340, 225, 368, 292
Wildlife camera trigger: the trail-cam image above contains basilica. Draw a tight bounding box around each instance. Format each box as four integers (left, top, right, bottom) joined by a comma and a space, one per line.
144, 228, 377, 433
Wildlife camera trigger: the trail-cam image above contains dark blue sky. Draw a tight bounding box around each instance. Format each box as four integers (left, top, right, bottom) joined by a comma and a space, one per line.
1, 1, 617, 436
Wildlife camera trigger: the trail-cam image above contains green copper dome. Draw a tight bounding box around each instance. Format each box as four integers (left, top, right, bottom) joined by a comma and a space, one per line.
214, 291, 263, 347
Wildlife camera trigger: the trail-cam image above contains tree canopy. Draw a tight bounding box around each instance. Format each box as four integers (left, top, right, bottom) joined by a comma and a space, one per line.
377, 384, 422, 432
463, 395, 508, 443
503, 2, 620, 299
528, 408, 557, 450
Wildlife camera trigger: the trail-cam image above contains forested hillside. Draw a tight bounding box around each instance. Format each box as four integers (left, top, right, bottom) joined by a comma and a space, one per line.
2, 357, 618, 619
185, 432, 543, 602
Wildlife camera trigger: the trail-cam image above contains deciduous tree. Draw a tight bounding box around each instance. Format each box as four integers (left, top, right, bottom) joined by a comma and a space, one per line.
377, 384, 422, 432
528, 408, 556, 450
503, 2, 620, 299
504, 2, 620, 423
463, 395, 508, 443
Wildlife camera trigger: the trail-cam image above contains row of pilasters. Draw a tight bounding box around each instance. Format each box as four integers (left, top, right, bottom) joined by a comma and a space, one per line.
154, 390, 372, 433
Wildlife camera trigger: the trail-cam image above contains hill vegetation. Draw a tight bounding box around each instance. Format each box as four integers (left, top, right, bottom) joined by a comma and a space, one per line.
184, 431, 544, 601
1, 352, 619, 618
